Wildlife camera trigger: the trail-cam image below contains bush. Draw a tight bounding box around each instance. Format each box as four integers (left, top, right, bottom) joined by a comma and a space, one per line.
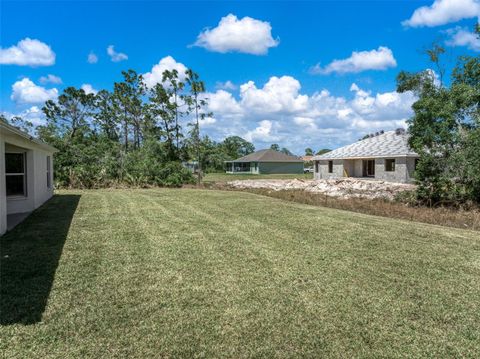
158, 162, 195, 187
51, 138, 195, 189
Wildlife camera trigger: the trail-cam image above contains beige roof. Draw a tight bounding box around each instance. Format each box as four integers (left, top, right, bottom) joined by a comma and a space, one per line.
227, 149, 303, 163
313, 130, 418, 160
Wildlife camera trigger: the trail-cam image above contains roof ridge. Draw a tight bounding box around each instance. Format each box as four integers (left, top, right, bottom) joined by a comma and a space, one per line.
228, 148, 303, 162
312, 130, 417, 160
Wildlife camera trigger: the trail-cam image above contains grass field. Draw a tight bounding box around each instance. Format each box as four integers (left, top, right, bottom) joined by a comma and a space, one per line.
1, 189, 480, 358
203, 172, 313, 182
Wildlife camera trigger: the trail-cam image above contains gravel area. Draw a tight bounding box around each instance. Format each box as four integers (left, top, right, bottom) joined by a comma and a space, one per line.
227, 178, 416, 200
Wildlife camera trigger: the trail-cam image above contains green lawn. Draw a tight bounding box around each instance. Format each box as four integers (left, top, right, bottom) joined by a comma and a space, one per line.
1, 189, 480, 358
203, 172, 313, 182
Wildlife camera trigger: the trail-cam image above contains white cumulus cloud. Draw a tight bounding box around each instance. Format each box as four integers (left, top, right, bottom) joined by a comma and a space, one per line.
193, 14, 279, 55
293, 116, 317, 128
215, 80, 237, 91
239, 76, 309, 113
81, 84, 98, 95
39, 74, 62, 84
245, 120, 279, 142
445, 26, 480, 51
402, 0, 480, 28
87, 52, 98, 64
311, 46, 397, 75
199, 117, 217, 127
0, 38, 55, 66
11, 78, 58, 104
202, 77, 415, 153
2, 106, 47, 128
207, 90, 243, 116
143, 56, 188, 88
107, 45, 128, 62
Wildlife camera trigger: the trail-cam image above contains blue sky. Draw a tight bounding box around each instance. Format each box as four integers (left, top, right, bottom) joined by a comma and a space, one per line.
1, 0, 479, 154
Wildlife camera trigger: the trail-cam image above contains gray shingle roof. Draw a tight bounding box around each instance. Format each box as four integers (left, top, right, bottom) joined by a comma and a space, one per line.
227, 149, 303, 163
312, 131, 418, 160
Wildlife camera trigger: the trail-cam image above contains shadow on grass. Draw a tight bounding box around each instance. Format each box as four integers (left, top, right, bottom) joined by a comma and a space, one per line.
0, 194, 80, 325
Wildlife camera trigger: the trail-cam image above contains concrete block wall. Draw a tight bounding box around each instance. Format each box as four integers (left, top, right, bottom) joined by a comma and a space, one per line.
315, 159, 343, 179
314, 157, 418, 183
374, 157, 407, 182
374, 157, 418, 183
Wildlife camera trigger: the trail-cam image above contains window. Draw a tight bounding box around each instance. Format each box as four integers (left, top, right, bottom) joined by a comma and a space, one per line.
385, 158, 395, 172
315, 161, 319, 173
5, 153, 26, 196
328, 160, 333, 173
47, 156, 51, 188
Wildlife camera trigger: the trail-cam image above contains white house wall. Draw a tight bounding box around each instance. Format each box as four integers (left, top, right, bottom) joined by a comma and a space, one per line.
0, 137, 6, 235
1, 130, 55, 235
33, 149, 53, 208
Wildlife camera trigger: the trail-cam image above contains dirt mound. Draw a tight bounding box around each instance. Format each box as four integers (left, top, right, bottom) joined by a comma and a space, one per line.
227, 178, 415, 200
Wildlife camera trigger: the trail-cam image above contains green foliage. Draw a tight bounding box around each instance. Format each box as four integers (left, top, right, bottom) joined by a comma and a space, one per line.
222, 136, 255, 159
28, 67, 211, 188
397, 43, 480, 205
9, 116, 34, 133
270, 143, 280, 151
315, 148, 331, 155
183, 135, 255, 173
123, 148, 194, 187
24, 67, 257, 188
43, 87, 96, 141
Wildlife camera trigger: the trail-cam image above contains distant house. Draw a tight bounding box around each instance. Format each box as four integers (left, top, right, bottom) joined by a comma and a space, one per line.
300, 155, 314, 163
225, 149, 304, 174
312, 129, 419, 183
1, 122, 57, 235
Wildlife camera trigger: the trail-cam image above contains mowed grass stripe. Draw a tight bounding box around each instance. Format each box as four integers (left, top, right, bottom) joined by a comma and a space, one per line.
1, 189, 479, 358
158, 192, 333, 356
171, 190, 480, 356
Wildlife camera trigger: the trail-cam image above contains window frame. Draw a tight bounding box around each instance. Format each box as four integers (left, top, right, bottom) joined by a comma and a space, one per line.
328, 160, 333, 173
5, 152, 27, 198
385, 158, 396, 172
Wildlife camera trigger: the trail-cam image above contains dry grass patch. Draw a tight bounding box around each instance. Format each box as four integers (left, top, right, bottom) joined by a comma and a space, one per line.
232, 188, 480, 231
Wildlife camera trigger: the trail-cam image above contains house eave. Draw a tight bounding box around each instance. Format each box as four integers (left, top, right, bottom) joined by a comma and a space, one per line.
312, 154, 419, 161
224, 160, 304, 163
1, 122, 58, 153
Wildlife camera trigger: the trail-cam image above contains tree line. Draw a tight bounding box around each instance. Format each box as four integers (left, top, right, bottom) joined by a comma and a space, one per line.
2, 35, 478, 205
396, 26, 480, 205
1, 68, 260, 188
